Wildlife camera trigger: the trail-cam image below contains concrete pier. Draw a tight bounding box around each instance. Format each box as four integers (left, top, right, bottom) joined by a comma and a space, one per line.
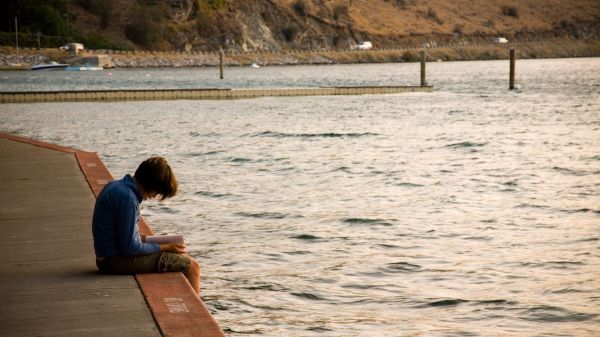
0, 133, 226, 337
0, 85, 433, 103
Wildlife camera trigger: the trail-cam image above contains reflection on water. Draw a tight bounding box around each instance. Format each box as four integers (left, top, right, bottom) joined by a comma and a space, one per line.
1, 58, 599, 336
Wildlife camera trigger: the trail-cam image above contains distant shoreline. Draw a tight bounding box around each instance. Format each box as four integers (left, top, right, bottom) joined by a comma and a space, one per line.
1, 38, 599, 69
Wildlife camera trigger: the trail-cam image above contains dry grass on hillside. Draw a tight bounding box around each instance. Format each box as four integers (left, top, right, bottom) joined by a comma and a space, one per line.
68, 0, 600, 51
279, 0, 600, 36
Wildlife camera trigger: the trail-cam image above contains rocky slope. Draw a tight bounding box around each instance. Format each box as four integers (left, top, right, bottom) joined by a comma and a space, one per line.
70, 0, 600, 52
3, 37, 599, 69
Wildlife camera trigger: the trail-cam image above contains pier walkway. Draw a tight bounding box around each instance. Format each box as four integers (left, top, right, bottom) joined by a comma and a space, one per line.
0, 133, 225, 337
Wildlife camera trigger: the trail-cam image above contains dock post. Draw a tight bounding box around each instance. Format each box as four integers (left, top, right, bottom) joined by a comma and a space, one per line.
509, 48, 515, 90
420, 50, 427, 86
219, 49, 224, 80
15, 17, 19, 59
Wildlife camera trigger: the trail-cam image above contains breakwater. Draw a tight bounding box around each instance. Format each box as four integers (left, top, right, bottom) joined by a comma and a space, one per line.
0, 86, 432, 103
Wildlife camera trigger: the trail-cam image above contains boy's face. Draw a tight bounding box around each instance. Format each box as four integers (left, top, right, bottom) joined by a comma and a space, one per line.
144, 191, 158, 200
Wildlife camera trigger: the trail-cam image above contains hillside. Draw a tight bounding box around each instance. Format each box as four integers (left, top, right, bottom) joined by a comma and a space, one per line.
76, 0, 600, 51
3, 0, 599, 52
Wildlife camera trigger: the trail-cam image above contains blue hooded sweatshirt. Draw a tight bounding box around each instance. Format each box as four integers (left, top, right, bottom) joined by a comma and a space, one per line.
92, 174, 160, 257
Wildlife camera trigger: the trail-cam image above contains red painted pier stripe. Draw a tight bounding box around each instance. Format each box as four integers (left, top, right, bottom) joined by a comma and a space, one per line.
0, 133, 227, 337
75, 151, 113, 198
137, 273, 226, 337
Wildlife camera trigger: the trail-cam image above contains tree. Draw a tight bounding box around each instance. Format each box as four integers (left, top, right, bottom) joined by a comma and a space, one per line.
0, 0, 72, 36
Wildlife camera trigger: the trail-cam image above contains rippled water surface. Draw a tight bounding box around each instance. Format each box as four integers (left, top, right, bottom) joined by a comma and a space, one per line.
1, 58, 599, 336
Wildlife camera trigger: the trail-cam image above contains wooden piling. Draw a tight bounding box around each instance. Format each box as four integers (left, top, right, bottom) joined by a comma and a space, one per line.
420, 50, 426, 87
219, 50, 224, 80
15, 17, 19, 59
509, 48, 515, 90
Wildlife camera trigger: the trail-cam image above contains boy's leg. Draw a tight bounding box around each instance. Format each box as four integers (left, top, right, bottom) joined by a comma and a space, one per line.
158, 253, 201, 296
97, 253, 161, 274
97, 253, 201, 295
185, 257, 201, 295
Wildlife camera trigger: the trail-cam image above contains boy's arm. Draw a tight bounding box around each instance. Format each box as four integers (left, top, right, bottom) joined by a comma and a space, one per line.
145, 234, 186, 254
117, 200, 159, 255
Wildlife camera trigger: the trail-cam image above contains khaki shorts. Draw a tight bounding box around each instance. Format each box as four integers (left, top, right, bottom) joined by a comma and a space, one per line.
96, 252, 191, 275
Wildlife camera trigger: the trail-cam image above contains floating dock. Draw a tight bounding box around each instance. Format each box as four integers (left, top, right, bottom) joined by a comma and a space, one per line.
0, 86, 432, 103
0, 133, 226, 337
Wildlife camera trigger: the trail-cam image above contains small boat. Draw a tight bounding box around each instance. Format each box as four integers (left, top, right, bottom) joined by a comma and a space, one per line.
30, 62, 69, 71
250, 63, 260, 68
65, 65, 103, 71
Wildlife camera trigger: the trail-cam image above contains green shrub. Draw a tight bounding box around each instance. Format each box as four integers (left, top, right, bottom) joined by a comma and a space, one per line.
197, 0, 226, 11
332, 35, 343, 48
293, 0, 307, 16
125, 20, 160, 49
77, 0, 115, 28
483, 19, 495, 28
196, 9, 215, 33
0, 31, 65, 48
125, 3, 167, 49
282, 26, 297, 42
502, 6, 518, 18
333, 5, 348, 20
1, 1, 73, 37
79, 34, 128, 50
453, 24, 463, 36
125, 10, 162, 49
395, 0, 410, 9
195, 0, 226, 35
401, 50, 418, 62
426, 7, 444, 25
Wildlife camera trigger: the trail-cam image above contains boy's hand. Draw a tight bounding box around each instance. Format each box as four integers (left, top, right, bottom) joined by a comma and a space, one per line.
159, 243, 186, 254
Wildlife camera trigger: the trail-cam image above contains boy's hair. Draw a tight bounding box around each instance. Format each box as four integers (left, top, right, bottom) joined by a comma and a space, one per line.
134, 157, 178, 200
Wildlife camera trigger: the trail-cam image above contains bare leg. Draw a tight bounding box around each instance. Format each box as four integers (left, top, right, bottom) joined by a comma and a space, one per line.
184, 257, 201, 295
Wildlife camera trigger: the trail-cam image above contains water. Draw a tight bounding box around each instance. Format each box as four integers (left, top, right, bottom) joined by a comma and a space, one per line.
1, 58, 599, 336
0, 63, 420, 91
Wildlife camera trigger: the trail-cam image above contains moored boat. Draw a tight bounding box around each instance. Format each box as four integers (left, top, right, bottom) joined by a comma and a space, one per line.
30, 62, 69, 71
65, 65, 103, 71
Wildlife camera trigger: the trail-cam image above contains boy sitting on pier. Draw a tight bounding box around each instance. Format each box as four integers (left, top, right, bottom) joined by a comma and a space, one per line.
92, 157, 201, 295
